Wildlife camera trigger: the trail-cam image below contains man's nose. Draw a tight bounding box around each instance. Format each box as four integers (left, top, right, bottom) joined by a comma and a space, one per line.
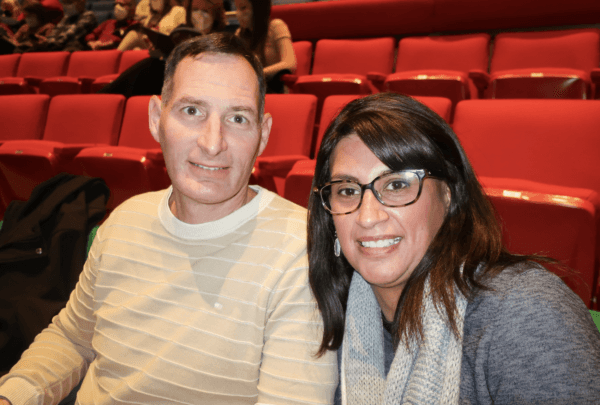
197, 114, 227, 156
356, 189, 388, 228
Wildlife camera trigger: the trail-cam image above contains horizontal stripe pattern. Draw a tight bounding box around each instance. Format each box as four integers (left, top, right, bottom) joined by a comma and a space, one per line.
1, 188, 337, 405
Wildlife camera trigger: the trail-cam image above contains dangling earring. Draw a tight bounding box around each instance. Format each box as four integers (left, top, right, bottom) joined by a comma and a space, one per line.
334, 236, 341, 257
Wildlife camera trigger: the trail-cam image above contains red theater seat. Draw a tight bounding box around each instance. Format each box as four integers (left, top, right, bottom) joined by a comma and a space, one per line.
0, 94, 125, 203
74, 96, 169, 210
91, 50, 151, 93
453, 99, 600, 307
251, 94, 317, 195
482, 177, 598, 308
469, 28, 600, 99
0, 52, 69, 95
293, 41, 312, 76
0, 95, 50, 144
0, 54, 20, 77
373, 33, 490, 109
39, 50, 121, 96
288, 37, 395, 117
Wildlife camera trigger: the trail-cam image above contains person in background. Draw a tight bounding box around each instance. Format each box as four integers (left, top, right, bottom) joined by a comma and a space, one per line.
99, 0, 225, 97
234, 0, 296, 93
32, 0, 95, 51
11, 2, 55, 52
85, 0, 137, 50
0, 32, 337, 405
308, 92, 600, 404
117, 0, 185, 50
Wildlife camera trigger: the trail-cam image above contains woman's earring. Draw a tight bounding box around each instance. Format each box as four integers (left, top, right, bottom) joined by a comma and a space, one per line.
334, 237, 341, 257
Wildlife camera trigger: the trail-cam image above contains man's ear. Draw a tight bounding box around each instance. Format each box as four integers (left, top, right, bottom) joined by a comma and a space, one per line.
258, 112, 272, 156
148, 95, 162, 143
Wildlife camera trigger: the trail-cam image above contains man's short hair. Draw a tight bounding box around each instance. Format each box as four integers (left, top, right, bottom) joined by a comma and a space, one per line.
162, 32, 267, 118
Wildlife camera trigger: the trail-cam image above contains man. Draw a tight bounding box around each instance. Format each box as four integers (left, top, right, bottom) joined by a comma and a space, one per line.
85, 0, 137, 50
0, 33, 337, 405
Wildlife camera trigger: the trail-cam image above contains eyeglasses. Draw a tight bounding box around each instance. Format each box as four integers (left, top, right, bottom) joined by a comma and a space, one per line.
314, 169, 435, 215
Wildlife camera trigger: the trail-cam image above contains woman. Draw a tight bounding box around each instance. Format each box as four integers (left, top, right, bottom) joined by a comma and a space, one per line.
308, 93, 600, 404
8, 2, 55, 53
117, 0, 186, 51
234, 0, 295, 93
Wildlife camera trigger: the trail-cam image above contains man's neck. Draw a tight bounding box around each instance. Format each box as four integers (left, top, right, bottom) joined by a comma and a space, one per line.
169, 186, 257, 225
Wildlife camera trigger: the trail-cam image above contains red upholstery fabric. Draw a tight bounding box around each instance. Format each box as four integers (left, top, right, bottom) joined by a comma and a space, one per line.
487, 29, 600, 99
40, 50, 121, 96
294, 37, 394, 122
453, 99, 600, 307
0, 95, 50, 142
313, 95, 452, 158
73, 96, 168, 209
293, 41, 312, 76
91, 50, 151, 93
385, 33, 490, 105
0, 94, 125, 202
0, 54, 20, 77
284, 159, 316, 209
481, 177, 599, 308
252, 94, 317, 195
0, 52, 69, 94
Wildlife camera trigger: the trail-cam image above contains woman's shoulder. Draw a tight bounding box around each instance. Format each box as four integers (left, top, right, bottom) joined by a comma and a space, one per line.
269, 18, 291, 40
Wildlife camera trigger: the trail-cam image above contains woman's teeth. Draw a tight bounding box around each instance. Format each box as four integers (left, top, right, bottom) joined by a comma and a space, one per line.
359, 237, 401, 248
192, 162, 223, 171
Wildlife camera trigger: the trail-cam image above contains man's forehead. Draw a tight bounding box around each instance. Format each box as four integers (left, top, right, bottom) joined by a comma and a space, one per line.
171, 53, 260, 110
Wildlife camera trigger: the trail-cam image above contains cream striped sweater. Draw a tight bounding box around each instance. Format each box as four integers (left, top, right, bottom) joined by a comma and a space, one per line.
0, 186, 337, 405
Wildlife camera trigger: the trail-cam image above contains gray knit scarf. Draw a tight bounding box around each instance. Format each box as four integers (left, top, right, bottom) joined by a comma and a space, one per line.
340, 271, 467, 405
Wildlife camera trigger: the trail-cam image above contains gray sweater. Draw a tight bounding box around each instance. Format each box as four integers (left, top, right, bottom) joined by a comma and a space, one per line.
334, 265, 600, 404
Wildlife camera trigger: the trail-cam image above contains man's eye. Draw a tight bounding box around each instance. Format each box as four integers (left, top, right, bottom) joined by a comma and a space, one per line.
230, 114, 248, 124
183, 106, 201, 116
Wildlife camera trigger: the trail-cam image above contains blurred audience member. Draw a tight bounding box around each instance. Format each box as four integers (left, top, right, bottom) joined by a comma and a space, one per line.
117, 0, 185, 50
86, 0, 137, 50
235, 0, 296, 93
33, 0, 95, 51
12, 2, 55, 52
1, 0, 22, 19
134, 0, 149, 20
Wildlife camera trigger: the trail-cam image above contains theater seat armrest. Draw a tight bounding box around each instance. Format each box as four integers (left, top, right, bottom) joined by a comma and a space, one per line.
24, 77, 43, 86
591, 68, 600, 84
56, 144, 97, 160
281, 74, 298, 87
468, 69, 490, 91
78, 77, 96, 84
257, 155, 308, 177
367, 72, 387, 92
146, 148, 164, 162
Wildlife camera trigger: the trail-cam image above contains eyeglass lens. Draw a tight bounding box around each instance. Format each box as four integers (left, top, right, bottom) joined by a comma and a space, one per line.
323, 171, 421, 214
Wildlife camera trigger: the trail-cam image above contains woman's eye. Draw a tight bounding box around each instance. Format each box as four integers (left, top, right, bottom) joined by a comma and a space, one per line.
337, 187, 360, 198
385, 180, 409, 191
183, 106, 201, 116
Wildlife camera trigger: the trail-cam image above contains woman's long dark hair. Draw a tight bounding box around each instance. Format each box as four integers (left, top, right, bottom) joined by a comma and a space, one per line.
308, 93, 553, 355
237, 0, 270, 64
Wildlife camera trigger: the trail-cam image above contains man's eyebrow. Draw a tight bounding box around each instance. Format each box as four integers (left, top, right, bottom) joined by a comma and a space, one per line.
231, 106, 257, 114
173, 96, 208, 107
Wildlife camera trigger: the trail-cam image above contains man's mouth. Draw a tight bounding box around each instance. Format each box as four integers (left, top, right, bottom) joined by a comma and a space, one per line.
191, 162, 226, 171
359, 237, 401, 248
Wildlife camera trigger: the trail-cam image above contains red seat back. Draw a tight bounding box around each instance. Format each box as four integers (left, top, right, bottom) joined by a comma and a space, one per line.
44, 94, 126, 145
293, 41, 312, 76
453, 99, 600, 192
0, 54, 21, 77
66, 50, 121, 78
0, 95, 50, 141
118, 50, 151, 73
262, 94, 317, 158
118, 96, 161, 149
312, 37, 395, 75
16, 52, 70, 78
396, 33, 490, 73
491, 28, 600, 74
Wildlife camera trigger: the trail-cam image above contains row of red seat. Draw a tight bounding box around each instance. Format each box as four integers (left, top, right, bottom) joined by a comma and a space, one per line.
279, 96, 600, 310
0, 49, 150, 96
1, 93, 598, 309
289, 28, 600, 119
